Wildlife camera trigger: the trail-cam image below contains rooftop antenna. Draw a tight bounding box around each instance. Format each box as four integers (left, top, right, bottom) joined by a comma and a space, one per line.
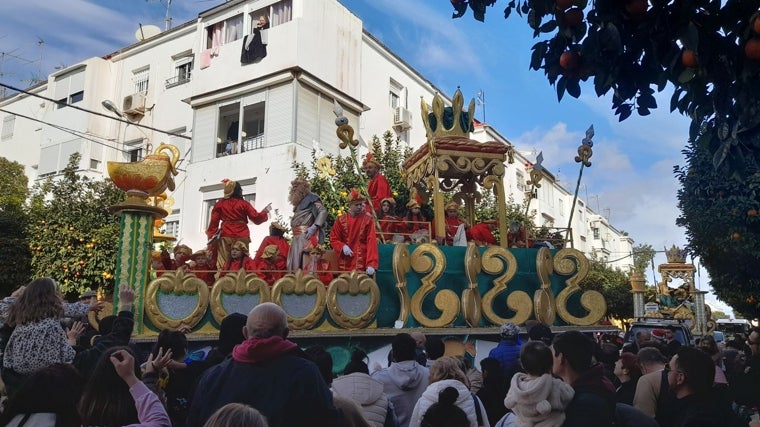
146, 0, 173, 31
35, 37, 45, 81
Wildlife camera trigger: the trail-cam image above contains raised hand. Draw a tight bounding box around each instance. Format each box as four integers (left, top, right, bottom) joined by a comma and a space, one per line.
66, 320, 85, 345
110, 349, 139, 387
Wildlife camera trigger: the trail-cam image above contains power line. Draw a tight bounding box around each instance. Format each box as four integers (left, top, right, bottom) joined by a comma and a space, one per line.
0, 82, 191, 140
0, 108, 131, 154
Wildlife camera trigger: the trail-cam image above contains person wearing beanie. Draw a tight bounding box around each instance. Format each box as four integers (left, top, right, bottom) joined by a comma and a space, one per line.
501, 341, 574, 427
206, 179, 272, 271
488, 323, 522, 382
204, 313, 247, 368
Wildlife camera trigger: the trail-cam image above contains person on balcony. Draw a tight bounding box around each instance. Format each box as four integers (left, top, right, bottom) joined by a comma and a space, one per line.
330, 189, 379, 276
286, 177, 327, 271
206, 179, 271, 271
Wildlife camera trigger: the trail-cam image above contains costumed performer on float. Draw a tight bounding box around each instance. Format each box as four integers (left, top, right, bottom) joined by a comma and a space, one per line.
286, 177, 328, 271
362, 153, 392, 214
402, 188, 431, 243
220, 241, 257, 277
468, 220, 498, 246
252, 244, 286, 285
305, 244, 334, 285
330, 189, 379, 275
378, 197, 403, 243
255, 222, 291, 263
206, 179, 272, 271
443, 201, 468, 246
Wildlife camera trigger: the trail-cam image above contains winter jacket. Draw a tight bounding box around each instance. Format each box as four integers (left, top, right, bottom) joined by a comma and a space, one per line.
562, 364, 616, 427
372, 360, 429, 427
187, 336, 339, 427
333, 372, 396, 427
408, 379, 490, 427
503, 373, 574, 427
488, 339, 522, 380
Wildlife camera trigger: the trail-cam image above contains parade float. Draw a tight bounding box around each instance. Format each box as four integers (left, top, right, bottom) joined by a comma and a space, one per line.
104, 90, 631, 370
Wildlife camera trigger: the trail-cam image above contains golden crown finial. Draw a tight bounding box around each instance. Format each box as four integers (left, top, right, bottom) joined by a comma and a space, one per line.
664, 245, 688, 263
421, 88, 476, 139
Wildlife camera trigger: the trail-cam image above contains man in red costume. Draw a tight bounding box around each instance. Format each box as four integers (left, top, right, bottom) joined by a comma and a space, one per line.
443, 201, 468, 246
255, 222, 291, 263
330, 189, 379, 275
468, 220, 498, 246
362, 154, 392, 214
207, 179, 271, 271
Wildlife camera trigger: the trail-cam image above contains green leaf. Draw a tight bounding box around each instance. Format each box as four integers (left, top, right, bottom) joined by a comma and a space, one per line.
566, 77, 581, 98
557, 75, 568, 102
678, 69, 696, 84
637, 93, 657, 109
530, 43, 547, 70
712, 139, 731, 169
539, 20, 557, 33
617, 104, 632, 121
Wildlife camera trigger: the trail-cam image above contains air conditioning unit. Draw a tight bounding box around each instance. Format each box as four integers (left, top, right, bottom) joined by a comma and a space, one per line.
393, 106, 412, 129
123, 93, 146, 115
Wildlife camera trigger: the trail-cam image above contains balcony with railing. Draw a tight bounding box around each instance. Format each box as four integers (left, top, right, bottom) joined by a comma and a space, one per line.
216, 133, 265, 157
165, 73, 191, 89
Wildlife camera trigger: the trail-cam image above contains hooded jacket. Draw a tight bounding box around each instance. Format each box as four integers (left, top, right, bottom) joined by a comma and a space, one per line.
371, 360, 429, 427
187, 336, 338, 427
407, 379, 489, 427
503, 373, 574, 427
332, 373, 392, 427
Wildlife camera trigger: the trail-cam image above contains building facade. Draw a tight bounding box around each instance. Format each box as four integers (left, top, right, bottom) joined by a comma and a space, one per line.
0, 0, 633, 271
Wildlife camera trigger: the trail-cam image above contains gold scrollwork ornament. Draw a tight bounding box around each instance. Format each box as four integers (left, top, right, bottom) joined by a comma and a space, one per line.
327, 271, 380, 329
272, 270, 327, 330
553, 248, 606, 326
410, 243, 459, 328
534, 247, 557, 325
209, 269, 271, 324
461, 243, 483, 327
481, 246, 532, 325
145, 269, 210, 331
393, 244, 412, 326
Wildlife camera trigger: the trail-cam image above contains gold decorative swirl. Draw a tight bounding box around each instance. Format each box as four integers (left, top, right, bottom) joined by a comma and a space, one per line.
336, 124, 360, 149
461, 243, 482, 327
393, 243, 412, 326
272, 269, 326, 330
534, 247, 556, 324
481, 246, 531, 325
410, 243, 459, 327
553, 248, 606, 325
145, 269, 210, 330
209, 270, 271, 324
327, 271, 380, 329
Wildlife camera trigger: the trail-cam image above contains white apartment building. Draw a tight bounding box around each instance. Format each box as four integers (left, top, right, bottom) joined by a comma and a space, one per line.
0, 0, 633, 271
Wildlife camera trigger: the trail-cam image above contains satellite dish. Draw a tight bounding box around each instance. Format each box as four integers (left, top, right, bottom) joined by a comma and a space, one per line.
135, 25, 161, 42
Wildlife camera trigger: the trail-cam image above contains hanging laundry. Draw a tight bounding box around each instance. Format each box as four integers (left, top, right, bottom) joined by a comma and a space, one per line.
241, 16, 269, 64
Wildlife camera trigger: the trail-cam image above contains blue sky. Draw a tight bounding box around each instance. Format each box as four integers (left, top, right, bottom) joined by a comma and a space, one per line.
0, 0, 733, 314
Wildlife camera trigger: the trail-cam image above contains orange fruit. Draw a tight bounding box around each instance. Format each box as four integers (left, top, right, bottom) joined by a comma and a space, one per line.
559, 51, 580, 72
748, 209, 758, 217
745, 38, 760, 60
732, 232, 741, 239
682, 49, 699, 68
564, 8, 584, 27
753, 16, 760, 34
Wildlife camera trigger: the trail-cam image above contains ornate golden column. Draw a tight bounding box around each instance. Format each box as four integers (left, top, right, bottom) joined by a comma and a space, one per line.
107, 144, 179, 334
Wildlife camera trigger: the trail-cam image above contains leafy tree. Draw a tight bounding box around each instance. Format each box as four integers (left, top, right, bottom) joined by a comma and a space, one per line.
711, 309, 729, 320
632, 243, 655, 276
450, 0, 760, 315
292, 131, 412, 235
579, 257, 634, 320
0, 157, 31, 295
27, 153, 124, 297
